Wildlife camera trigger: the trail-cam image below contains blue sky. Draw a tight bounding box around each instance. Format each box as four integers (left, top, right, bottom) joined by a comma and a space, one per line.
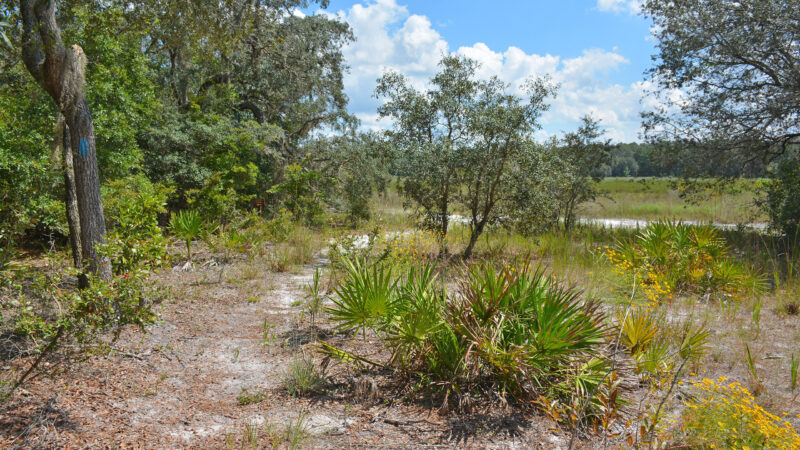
308, 0, 654, 142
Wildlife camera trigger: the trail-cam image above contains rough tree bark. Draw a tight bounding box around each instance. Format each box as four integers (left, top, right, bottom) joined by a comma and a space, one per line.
20, 0, 111, 281
54, 115, 82, 269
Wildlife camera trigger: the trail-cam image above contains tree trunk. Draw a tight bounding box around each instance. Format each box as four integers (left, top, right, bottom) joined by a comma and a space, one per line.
439, 201, 449, 256
20, 0, 111, 281
58, 117, 82, 269
65, 98, 110, 280
564, 196, 575, 233
463, 220, 485, 260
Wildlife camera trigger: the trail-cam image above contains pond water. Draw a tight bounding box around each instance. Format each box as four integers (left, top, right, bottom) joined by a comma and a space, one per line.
333, 216, 771, 251
576, 217, 769, 231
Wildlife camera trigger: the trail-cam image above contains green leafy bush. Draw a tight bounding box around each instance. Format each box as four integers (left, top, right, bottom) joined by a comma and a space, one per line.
328, 258, 398, 335
170, 210, 205, 260
264, 208, 294, 243
606, 220, 765, 303
449, 263, 606, 394
1, 245, 160, 401
187, 165, 257, 230
763, 158, 800, 240
102, 175, 171, 273
322, 258, 606, 401
268, 162, 334, 226
0, 68, 62, 265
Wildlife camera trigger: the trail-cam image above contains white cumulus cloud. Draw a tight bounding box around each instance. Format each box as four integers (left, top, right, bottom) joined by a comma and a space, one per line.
596, 0, 642, 14
323, 0, 649, 142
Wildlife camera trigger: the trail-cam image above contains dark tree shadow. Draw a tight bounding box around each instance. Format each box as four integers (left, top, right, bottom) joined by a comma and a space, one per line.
442, 411, 527, 445
0, 396, 76, 448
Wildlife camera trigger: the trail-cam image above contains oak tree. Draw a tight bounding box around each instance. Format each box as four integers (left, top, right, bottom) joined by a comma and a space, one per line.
641, 0, 800, 174
19, 0, 110, 280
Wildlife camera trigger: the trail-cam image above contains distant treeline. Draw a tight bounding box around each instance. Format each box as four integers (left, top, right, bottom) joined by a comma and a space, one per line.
597, 143, 768, 178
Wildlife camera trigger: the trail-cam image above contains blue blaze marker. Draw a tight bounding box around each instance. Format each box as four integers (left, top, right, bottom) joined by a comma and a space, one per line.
78, 138, 88, 157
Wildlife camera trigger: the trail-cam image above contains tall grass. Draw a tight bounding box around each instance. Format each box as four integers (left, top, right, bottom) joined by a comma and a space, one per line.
581, 177, 764, 224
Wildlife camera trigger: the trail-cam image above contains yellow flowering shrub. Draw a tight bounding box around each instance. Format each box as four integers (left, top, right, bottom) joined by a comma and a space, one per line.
605, 245, 673, 307
604, 220, 763, 305
382, 229, 441, 267
680, 377, 800, 449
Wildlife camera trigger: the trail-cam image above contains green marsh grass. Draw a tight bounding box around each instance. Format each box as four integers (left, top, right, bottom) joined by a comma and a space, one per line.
581, 177, 765, 224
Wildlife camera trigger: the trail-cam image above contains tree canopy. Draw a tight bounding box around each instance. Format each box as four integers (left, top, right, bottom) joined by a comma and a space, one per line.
376, 55, 557, 257
641, 0, 800, 175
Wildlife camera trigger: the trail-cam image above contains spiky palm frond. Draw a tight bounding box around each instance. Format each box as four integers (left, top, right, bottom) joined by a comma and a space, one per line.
615, 308, 659, 355
449, 262, 606, 394
170, 210, 204, 259
327, 258, 397, 336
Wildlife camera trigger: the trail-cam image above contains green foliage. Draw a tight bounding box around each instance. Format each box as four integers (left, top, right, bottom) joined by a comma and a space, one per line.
323, 258, 606, 403
642, 0, 800, 177
282, 355, 325, 397
302, 133, 392, 223
1, 1, 159, 257
762, 158, 800, 239
616, 308, 658, 355
102, 175, 171, 273
376, 55, 558, 254
263, 209, 294, 243
132, 0, 352, 208
62, 4, 158, 179
612, 305, 708, 378
1, 243, 160, 400
285, 412, 314, 450
268, 162, 334, 226
557, 116, 612, 231
450, 263, 606, 393
142, 108, 281, 209
608, 220, 765, 302
0, 65, 63, 257
187, 165, 257, 228
131, 0, 353, 146
745, 343, 760, 387
328, 258, 398, 336
170, 210, 205, 261
506, 141, 567, 235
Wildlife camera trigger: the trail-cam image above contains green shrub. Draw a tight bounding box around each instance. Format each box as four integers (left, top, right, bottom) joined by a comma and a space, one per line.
268, 162, 334, 226
0, 66, 65, 264
2, 176, 167, 399
102, 175, 171, 273
763, 158, 800, 240
450, 262, 606, 394
606, 220, 765, 303
328, 258, 397, 336
170, 210, 205, 260
322, 258, 606, 401
264, 208, 293, 243
187, 166, 256, 230
612, 306, 708, 378
1, 245, 160, 401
